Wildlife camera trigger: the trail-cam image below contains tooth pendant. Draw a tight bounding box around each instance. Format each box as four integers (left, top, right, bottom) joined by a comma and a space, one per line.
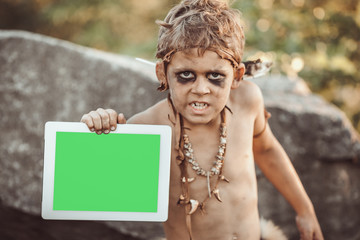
177, 194, 186, 205
188, 199, 199, 215
220, 175, 230, 183
182, 177, 195, 183
213, 188, 222, 202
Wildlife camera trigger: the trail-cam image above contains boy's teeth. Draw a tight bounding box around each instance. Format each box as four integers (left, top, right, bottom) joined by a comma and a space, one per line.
191, 102, 208, 109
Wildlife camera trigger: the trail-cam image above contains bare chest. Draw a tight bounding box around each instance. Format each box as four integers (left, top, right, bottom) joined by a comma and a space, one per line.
168, 114, 257, 207
165, 118, 260, 239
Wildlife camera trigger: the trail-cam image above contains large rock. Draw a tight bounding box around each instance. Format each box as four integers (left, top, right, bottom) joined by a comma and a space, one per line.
252, 75, 360, 239
0, 30, 165, 240
252, 75, 360, 162
0, 30, 359, 240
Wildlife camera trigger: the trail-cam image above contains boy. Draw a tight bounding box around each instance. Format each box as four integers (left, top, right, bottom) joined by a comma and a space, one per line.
81, 0, 323, 239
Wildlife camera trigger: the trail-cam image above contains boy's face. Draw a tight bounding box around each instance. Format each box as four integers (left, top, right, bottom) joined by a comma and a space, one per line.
158, 48, 243, 126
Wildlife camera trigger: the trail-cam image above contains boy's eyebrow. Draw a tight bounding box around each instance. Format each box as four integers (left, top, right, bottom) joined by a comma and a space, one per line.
174, 67, 227, 75
172, 66, 230, 73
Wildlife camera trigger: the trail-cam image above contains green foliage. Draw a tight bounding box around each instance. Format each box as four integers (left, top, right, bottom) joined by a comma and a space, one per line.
1, 0, 359, 131
234, 0, 360, 132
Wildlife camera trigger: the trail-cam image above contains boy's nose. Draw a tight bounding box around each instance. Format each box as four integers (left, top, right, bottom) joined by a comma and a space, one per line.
191, 78, 210, 95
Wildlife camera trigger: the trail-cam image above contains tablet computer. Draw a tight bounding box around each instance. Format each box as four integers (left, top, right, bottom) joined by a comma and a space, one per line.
42, 122, 172, 222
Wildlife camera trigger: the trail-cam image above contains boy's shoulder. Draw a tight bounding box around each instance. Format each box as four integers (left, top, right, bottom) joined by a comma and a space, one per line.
230, 80, 264, 113
127, 99, 170, 125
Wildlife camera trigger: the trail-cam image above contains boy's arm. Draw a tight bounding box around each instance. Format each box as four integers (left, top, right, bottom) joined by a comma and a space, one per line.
252, 92, 323, 240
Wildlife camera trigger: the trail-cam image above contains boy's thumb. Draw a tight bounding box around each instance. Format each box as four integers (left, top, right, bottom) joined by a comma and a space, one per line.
117, 113, 126, 124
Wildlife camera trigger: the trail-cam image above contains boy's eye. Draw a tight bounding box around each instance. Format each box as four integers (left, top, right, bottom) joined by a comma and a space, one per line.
176, 71, 195, 83
179, 71, 195, 79
208, 73, 222, 80
208, 73, 224, 81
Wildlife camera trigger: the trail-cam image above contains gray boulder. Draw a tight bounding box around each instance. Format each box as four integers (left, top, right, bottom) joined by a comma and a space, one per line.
0, 30, 359, 240
0, 30, 165, 240
253, 75, 360, 162
252, 75, 360, 239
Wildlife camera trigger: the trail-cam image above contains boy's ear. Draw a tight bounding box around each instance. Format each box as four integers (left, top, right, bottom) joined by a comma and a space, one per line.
156, 61, 168, 91
231, 63, 245, 89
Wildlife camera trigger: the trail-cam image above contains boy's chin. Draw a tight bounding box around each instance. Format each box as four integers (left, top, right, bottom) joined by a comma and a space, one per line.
182, 114, 219, 126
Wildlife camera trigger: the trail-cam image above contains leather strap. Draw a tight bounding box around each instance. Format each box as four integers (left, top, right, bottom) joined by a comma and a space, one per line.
253, 109, 271, 138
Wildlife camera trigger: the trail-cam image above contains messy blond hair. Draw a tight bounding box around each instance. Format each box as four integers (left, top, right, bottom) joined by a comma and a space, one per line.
156, 0, 245, 66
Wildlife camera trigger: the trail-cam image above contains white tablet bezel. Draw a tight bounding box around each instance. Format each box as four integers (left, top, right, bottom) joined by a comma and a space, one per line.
42, 122, 172, 222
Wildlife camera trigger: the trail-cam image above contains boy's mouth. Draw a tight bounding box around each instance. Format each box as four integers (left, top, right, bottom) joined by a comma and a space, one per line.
190, 102, 208, 110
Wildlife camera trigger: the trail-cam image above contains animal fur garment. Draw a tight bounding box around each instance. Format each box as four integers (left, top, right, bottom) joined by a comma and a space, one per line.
157, 217, 287, 240
260, 217, 288, 240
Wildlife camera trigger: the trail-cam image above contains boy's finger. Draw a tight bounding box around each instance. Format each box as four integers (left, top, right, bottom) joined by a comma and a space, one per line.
97, 108, 111, 134
80, 114, 95, 132
106, 109, 118, 131
89, 110, 102, 131
118, 113, 126, 124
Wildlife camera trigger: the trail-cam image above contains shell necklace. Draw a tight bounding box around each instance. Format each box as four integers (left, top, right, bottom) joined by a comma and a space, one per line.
178, 109, 230, 214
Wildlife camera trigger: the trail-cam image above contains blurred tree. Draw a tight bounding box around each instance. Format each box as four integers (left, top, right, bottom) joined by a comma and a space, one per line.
233, 0, 360, 131
0, 0, 359, 131
39, 0, 169, 58
0, 0, 44, 31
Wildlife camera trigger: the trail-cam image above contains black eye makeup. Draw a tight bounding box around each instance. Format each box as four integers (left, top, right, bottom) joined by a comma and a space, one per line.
174, 70, 226, 86
207, 72, 225, 86
176, 71, 195, 83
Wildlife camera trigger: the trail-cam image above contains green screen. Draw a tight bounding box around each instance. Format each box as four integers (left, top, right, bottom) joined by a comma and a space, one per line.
53, 132, 160, 212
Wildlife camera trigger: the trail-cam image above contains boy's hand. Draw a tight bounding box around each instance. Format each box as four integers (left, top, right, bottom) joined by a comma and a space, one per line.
80, 108, 126, 134
296, 213, 324, 240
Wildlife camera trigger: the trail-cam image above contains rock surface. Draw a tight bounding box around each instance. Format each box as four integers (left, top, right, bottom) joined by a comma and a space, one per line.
252, 75, 360, 162
1, 30, 359, 240
0, 30, 165, 240
0, 202, 141, 240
